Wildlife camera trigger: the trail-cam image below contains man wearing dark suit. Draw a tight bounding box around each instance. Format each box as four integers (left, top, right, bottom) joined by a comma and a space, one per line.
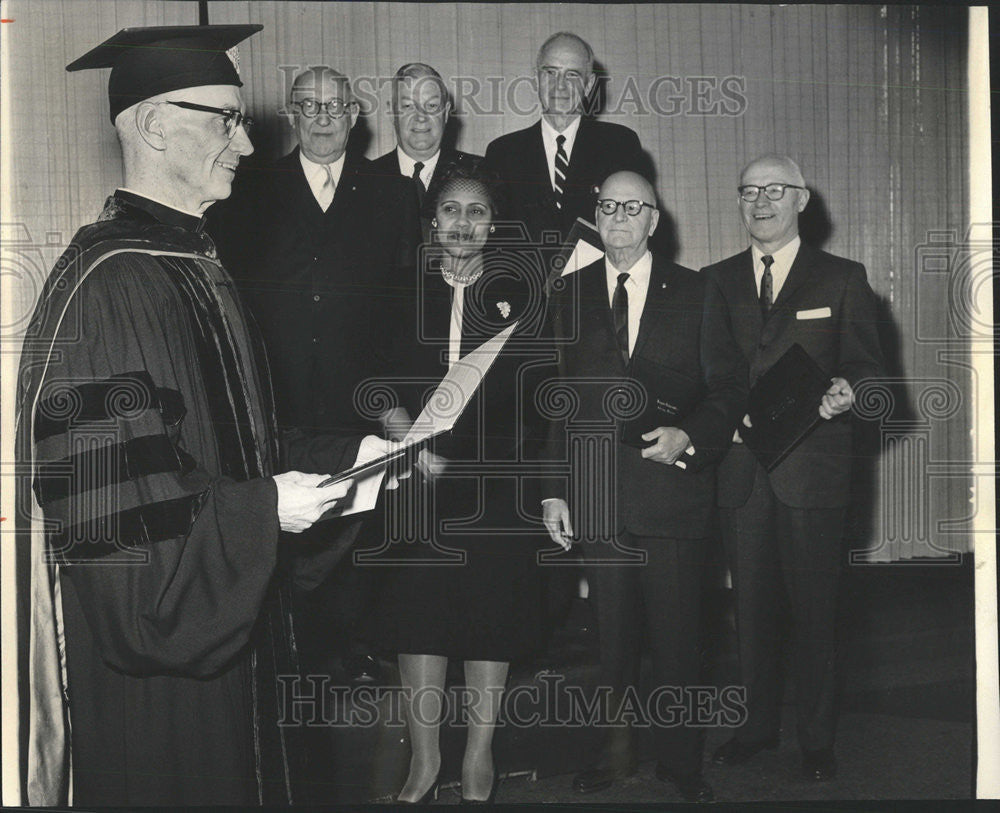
483, 32, 645, 283
488, 32, 647, 642
542, 172, 746, 803
206, 67, 421, 683
369, 62, 478, 240
702, 155, 884, 781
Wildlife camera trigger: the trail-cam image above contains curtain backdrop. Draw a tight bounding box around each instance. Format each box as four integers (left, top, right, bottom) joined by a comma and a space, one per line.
1, 1, 974, 559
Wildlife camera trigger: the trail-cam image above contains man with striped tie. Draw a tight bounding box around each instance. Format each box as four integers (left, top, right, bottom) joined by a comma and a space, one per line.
484, 32, 646, 287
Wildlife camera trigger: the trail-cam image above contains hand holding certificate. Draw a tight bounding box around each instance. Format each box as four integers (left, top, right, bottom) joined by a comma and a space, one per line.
317, 322, 518, 488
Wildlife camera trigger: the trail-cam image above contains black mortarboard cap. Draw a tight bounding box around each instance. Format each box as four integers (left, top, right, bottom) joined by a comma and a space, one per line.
66, 24, 263, 123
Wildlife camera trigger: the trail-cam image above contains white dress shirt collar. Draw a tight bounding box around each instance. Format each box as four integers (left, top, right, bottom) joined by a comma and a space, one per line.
118, 187, 202, 220
396, 147, 440, 189
752, 235, 801, 300
605, 250, 652, 356
299, 150, 346, 207
540, 115, 582, 189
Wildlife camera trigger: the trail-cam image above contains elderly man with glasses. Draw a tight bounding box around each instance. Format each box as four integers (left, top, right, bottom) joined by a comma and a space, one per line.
207, 67, 421, 686
14, 28, 404, 806
541, 171, 746, 802
701, 154, 884, 781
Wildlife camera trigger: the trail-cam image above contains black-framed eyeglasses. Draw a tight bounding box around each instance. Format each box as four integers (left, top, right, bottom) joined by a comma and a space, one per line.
597, 199, 656, 217
293, 98, 357, 119
738, 183, 805, 202
164, 101, 253, 138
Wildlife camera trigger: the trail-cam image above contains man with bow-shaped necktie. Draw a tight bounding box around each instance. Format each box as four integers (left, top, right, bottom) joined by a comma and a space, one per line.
701, 155, 884, 782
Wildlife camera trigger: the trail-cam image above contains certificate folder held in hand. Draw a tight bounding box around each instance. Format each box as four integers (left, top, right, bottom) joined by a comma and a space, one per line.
318, 322, 517, 487
743, 343, 832, 472
619, 357, 705, 449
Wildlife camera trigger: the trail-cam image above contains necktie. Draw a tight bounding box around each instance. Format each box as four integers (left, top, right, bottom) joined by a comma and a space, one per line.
318, 163, 336, 211
759, 254, 774, 316
554, 134, 568, 209
412, 161, 426, 205
613, 272, 630, 366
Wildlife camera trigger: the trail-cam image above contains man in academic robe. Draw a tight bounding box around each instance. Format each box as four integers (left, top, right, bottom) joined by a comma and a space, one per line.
702, 155, 884, 781
369, 62, 479, 242
541, 171, 746, 803
13, 26, 390, 807
483, 31, 646, 285
207, 67, 421, 684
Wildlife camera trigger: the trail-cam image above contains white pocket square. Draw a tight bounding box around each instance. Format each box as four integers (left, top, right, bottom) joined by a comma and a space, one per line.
796, 307, 832, 320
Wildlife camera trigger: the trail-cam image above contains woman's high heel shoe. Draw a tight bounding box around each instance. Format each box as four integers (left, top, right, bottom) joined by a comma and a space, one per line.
460, 763, 499, 805
396, 774, 441, 804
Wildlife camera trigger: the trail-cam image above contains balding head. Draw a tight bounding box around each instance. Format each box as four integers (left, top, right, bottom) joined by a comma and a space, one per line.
288, 66, 358, 164
535, 32, 594, 74
535, 32, 597, 123
737, 154, 810, 253
739, 154, 806, 188
600, 170, 657, 205
291, 66, 352, 101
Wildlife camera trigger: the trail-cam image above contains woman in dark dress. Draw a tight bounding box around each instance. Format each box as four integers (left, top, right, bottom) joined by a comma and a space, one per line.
373, 160, 557, 803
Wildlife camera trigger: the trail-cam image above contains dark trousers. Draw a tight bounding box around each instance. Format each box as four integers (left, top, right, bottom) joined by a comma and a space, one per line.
583, 533, 707, 776
719, 462, 845, 751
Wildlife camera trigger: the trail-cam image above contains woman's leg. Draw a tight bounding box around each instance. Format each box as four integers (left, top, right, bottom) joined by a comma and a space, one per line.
397, 653, 448, 802
461, 659, 509, 800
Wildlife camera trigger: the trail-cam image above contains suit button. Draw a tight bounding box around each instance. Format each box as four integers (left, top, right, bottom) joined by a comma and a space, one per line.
312, 337, 319, 344
313, 294, 321, 302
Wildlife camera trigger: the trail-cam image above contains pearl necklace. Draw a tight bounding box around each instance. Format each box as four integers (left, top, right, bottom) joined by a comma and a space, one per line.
438, 260, 484, 286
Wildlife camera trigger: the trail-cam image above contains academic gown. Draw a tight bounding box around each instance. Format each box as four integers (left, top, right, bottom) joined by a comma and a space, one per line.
14, 191, 358, 806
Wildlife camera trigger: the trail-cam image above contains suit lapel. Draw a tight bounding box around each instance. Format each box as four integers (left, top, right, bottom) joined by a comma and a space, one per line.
280, 149, 325, 221
770, 241, 817, 311
527, 123, 556, 208
577, 259, 625, 371
328, 156, 362, 221
722, 249, 765, 358
631, 257, 669, 361
565, 119, 594, 198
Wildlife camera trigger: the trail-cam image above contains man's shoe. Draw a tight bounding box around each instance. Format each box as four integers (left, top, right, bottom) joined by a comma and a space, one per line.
802, 748, 837, 781
711, 735, 779, 766
572, 764, 635, 794
345, 653, 381, 684
654, 764, 715, 803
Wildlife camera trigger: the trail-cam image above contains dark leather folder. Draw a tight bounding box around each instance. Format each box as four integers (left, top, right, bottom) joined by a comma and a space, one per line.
619, 356, 704, 449
743, 343, 832, 472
